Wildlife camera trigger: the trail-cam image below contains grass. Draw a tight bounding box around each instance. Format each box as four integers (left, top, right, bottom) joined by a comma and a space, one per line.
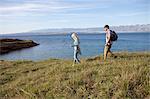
0, 52, 150, 99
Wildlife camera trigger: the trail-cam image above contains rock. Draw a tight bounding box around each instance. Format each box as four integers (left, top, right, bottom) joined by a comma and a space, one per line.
0, 39, 39, 54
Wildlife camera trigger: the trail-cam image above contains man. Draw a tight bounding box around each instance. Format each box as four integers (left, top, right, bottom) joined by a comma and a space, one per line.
103, 25, 114, 60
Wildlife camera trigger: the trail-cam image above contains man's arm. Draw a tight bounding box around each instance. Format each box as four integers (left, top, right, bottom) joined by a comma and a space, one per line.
106, 30, 111, 45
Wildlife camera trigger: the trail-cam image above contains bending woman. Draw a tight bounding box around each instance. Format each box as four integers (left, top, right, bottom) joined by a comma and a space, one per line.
71, 32, 81, 65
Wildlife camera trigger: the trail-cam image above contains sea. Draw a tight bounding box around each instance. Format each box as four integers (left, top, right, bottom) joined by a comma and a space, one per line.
0, 32, 149, 61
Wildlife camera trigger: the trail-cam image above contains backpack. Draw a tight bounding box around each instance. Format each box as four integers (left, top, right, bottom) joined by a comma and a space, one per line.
110, 30, 118, 41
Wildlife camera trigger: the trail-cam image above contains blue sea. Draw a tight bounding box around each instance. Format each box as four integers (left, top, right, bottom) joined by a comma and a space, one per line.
0, 32, 149, 60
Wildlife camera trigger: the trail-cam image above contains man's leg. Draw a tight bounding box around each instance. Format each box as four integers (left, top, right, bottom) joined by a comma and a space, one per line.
108, 45, 117, 58
104, 45, 109, 60
108, 45, 114, 56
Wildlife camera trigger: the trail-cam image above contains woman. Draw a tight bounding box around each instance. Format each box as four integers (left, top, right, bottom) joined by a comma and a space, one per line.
71, 32, 81, 65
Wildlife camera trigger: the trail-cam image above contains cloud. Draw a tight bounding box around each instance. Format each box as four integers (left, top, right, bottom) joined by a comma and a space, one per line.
117, 11, 148, 17
0, 1, 69, 14
0, 1, 82, 15
0, 0, 110, 17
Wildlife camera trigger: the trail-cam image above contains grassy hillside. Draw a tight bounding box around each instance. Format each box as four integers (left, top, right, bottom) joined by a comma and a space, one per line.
0, 52, 150, 99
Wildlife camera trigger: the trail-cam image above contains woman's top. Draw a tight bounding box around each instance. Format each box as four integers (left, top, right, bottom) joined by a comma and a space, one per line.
73, 39, 79, 46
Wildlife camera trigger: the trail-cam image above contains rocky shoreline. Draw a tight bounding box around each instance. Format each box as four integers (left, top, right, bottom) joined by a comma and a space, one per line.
0, 39, 39, 54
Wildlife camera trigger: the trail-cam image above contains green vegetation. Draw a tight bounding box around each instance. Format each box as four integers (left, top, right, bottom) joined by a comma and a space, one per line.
0, 52, 150, 99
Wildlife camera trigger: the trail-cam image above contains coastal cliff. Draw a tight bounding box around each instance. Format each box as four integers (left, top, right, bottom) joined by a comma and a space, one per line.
0, 39, 39, 54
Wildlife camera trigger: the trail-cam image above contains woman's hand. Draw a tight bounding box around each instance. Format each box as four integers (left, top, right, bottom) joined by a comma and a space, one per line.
105, 43, 110, 46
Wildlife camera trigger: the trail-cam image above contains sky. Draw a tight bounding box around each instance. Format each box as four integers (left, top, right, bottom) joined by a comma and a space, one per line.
0, 0, 149, 34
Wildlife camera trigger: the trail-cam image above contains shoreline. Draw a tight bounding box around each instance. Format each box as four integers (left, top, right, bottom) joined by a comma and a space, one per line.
0, 51, 149, 61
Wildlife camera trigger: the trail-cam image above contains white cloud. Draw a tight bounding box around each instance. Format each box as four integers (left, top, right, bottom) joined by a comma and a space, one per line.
0, 2, 69, 14
117, 11, 148, 17
0, 0, 109, 16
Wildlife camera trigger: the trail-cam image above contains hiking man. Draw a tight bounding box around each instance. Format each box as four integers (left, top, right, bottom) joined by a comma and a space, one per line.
103, 25, 117, 60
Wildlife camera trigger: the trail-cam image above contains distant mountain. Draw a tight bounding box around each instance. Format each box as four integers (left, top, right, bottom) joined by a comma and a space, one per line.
30, 27, 102, 34
111, 24, 150, 33
29, 24, 150, 34
1, 24, 150, 36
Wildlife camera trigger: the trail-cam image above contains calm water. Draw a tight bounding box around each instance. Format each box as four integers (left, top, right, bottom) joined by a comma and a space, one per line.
0, 33, 149, 60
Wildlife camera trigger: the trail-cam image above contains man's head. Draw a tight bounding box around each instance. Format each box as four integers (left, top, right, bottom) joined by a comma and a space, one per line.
104, 25, 109, 32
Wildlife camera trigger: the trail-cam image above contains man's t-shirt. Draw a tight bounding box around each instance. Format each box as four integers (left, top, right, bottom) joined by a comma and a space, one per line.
106, 30, 113, 45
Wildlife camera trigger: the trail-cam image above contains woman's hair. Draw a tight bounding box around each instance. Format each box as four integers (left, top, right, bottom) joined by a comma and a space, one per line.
71, 32, 79, 40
